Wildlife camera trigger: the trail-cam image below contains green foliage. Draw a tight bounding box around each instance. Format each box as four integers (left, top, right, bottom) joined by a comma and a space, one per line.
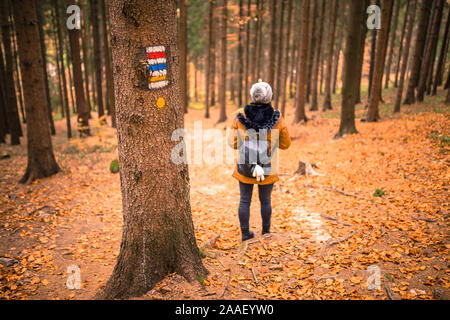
197, 274, 206, 285
187, 0, 207, 68
373, 188, 386, 197
110, 160, 119, 174
199, 248, 206, 258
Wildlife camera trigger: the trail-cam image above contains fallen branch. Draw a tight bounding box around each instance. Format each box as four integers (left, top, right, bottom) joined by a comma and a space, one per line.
320, 213, 353, 227
251, 267, 259, 283
324, 187, 360, 198
383, 282, 400, 300
321, 230, 357, 254
220, 271, 231, 298
414, 216, 439, 223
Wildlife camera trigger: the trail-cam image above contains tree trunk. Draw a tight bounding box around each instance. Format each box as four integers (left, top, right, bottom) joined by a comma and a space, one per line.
384, 0, 401, 89
10, 15, 26, 125
90, 0, 105, 119
0, 47, 8, 143
36, 0, 56, 136
267, 0, 277, 86
416, 0, 444, 102
403, 0, 433, 104
80, 0, 93, 118
205, 0, 215, 118
305, 0, 315, 104
335, 0, 365, 138
274, 0, 286, 108
13, 0, 60, 184
367, 0, 394, 122
432, 9, 450, 95
255, 0, 263, 82
0, 0, 22, 145
332, 0, 345, 94
355, 0, 370, 105
394, 0, 411, 88
178, 0, 188, 113
218, 0, 227, 123
294, 0, 309, 123
67, 0, 90, 137
237, 0, 244, 107
310, 0, 325, 111
322, 0, 338, 111
280, 0, 293, 115
289, 0, 300, 99
394, 0, 417, 113
53, 0, 72, 138
102, 0, 207, 299
244, 0, 251, 105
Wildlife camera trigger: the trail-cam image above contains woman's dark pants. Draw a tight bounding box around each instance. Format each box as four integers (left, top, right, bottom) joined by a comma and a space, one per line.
238, 182, 274, 232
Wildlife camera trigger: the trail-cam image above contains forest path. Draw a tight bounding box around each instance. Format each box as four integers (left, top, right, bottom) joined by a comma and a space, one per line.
0, 95, 449, 300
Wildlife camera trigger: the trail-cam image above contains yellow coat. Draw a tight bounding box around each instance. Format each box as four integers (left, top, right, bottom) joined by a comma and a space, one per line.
228, 109, 291, 185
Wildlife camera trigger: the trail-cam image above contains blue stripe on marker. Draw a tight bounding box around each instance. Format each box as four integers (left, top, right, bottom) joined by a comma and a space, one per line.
148, 63, 167, 72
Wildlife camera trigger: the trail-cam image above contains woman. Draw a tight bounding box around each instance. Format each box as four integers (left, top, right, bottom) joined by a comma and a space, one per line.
228, 81, 291, 241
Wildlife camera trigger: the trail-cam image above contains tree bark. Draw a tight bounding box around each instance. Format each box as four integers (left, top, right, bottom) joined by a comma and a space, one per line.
53, 0, 72, 138
0, 46, 8, 143
244, 0, 251, 105
335, 0, 365, 138
274, 0, 286, 108
403, 0, 433, 104
394, 0, 411, 88
13, 0, 60, 184
80, 0, 93, 118
355, 0, 370, 105
10, 14, 26, 125
322, 0, 338, 111
432, 8, 450, 95
36, 0, 56, 136
416, 0, 444, 102
0, 0, 22, 145
384, 0, 401, 89
102, 0, 207, 299
367, 0, 394, 122
280, 0, 293, 115
205, 0, 215, 118
332, 0, 345, 95
90, 0, 105, 119
100, 0, 117, 126
218, 0, 227, 123
237, 0, 244, 107
178, 0, 188, 113
394, 0, 417, 113
267, 0, 277, 86
310, 0, 325, 111
294, 0, 309, 123
67, 0, 90, 137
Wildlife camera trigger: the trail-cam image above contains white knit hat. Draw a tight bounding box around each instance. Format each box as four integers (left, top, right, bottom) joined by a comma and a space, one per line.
250, 79, 273, 104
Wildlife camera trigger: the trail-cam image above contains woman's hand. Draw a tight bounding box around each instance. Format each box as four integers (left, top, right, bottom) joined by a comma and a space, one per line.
252, 165, 265, 182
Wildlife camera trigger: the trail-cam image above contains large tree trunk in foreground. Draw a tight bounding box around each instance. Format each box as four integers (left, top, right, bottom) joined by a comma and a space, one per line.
367, 0, 394, 122
335, 0, 365, 138
394, 0, 417, 113
403, 0, 432, 104
103, 0, 207, 299
13, 0, 60, 184
67, 0, 90, 137
0, 0, 22, 145
294, 0, 309, 123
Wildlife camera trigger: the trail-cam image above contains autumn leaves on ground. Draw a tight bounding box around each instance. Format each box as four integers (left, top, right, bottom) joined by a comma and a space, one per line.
0, 89, 448, 300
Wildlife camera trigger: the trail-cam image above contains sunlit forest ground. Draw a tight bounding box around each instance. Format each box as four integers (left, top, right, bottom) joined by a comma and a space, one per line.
0, 87, 449, 300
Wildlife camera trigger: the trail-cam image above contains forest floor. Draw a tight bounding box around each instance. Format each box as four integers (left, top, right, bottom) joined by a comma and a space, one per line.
0, 88, 449, 300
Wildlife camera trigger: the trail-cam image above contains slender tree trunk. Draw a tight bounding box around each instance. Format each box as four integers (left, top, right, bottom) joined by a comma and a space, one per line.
81, 0, 92, 118
322, 0, 338, 111
255, 0, 263, 81
267, 0, 277, 86
289, 0, 300, 99
178, 0, 188, 113
355, 0, 370, 105
66, 39, 76, 114
218, 0, 227, 123
67, 0, 90, 137
274, 0, 286, 108
237, 0, 244, 107
336, 0, 365, 138
417, 0, 444, 101
332, 0, 345, 94
52, 8, 65, 119
1, 1, 22, 145
0, 47, 8, 143
294, 0, 309, 123
244, 0, 251, 105
53, 0, 72, 138
90, 0, 105, 119
432, 9, 450, 95
36, 0, 55, 136
404, 0, 433, 104
13, 0, 60, 184
394, 0, 417, 113
305, 0, 315, 104
280, 0, 293, 115
384, 0, 401, 89
102, 0, 207, 299
310, 0, 325, 111
205, 0, 215, 118
367, 0, 394, 122
10, 15, 26, 125
394, 0, 411, 88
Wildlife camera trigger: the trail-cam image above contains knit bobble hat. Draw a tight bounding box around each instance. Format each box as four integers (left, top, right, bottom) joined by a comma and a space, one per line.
250, 79, 273, 104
